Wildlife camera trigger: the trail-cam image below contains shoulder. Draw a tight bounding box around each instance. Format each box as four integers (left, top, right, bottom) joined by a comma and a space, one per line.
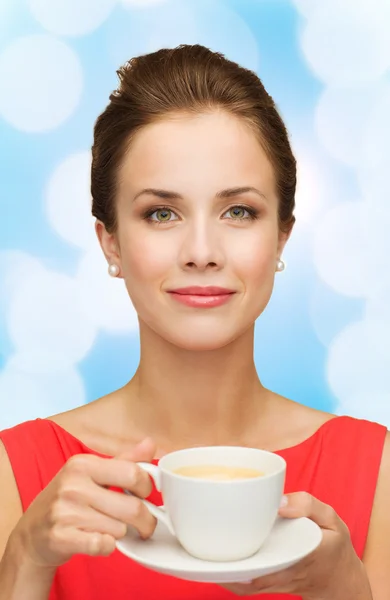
46, 390, 139, 456
362, 431, 390, 598
267, 394, 336, 449
46, 392, 118, 439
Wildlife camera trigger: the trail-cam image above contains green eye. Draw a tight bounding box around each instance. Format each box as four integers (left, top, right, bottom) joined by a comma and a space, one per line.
228, 206, 247, 219
224, 205, 258, 220
146, 207, 178, 223
155, 208, 172, 221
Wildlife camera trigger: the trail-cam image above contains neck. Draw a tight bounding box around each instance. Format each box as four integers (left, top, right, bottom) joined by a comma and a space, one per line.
123, 322, 271, 451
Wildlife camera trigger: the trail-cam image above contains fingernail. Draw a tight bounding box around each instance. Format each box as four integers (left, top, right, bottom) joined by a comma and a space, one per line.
279, 495, 288, 508
240, 579, 253, 584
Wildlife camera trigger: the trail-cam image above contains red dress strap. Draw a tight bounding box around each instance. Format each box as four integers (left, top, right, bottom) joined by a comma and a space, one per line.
0, 418, 87, 511
322, 416, 387, 558
280, 416, 387, 559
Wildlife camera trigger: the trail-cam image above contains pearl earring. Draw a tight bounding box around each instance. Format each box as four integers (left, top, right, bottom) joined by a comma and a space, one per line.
276, 259, 285, 272
108, 264, 120, 277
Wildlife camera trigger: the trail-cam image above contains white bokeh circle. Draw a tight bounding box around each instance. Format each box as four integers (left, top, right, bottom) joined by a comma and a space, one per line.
314, 81, 387, 167
28, 0, 117, 36
0, 252, 47, 358
0, 251, 46, 304
335, 392, 390, 428
292, 145, 342, 227
0, 34, 83, 132
366, 279, 390, 325
46, 152, 96, 250
309, 279, 363, 347
312, 201, 390, 298
7, 268, 96, 373
327, 318, 390, 408
294, 156, 324, 226
300, 1, 390, 86
0, 360, 85, 430
358, 84, 390, 214
359, 84, 390, 170
77, 247, 139, 334
290, 0, 319, 18
108, 0, 259, 75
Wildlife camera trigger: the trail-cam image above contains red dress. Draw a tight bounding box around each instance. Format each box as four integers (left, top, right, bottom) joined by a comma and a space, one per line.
0, 416, 386, 600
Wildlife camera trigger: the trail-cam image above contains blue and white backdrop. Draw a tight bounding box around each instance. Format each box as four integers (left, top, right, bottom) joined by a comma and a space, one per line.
1, 0, 389, 430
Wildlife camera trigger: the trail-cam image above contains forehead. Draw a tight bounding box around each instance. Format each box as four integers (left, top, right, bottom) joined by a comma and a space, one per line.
118, 111, 276, 197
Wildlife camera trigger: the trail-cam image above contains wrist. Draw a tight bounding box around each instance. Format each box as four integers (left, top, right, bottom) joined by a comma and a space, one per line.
0, 531, 56, 600
334, 556, 372, 600
304, 554, 372, 600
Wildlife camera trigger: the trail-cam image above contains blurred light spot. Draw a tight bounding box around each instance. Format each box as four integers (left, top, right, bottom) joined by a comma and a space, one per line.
300, 1, 390, 86
46, 152, 96, 250
77, 246, 139, 334
328, 319, 390, 418
8, 269, 96, 372
28, 0, 117, 36
312, 201, 390, 298
0, 34, 83, 132
314, 81, 387, 166
0, 360, 85, 429
108, 0, 259, 75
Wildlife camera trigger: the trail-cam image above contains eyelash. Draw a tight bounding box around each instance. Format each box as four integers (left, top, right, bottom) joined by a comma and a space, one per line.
142, 204, 260, 225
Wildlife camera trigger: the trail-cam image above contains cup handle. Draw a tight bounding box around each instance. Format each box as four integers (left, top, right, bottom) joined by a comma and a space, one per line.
123, 461, 175, 536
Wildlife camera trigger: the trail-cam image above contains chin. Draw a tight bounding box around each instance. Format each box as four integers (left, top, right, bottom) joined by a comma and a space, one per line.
162, 327, 242, 352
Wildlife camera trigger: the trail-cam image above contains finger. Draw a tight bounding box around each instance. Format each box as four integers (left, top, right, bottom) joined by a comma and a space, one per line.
223, 580, 282, 596
278, 492, 338, 530
65, 454, 154, 497
53, 527, 117, 558
61, 504, 128, 540
222, 562, 306, 596
84, 482, 157, 539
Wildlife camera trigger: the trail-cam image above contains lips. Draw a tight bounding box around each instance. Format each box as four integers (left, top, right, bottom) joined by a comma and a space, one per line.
168, 286, 235, 296
167, 287, 236, 308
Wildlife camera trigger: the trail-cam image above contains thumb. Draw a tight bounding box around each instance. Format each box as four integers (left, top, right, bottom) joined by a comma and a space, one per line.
116, 437, 157, 463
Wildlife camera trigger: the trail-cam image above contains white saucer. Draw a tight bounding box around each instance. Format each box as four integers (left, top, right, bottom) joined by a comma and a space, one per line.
116, 510, 322, 583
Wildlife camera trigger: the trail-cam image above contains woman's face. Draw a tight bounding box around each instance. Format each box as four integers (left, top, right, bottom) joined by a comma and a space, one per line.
98, 110, 290, 350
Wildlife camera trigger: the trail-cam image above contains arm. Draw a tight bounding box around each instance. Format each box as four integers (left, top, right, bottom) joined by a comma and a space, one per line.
0, 534, 55, 600
0, 436, 158, 599
362, 431, 390, 600
0, 440, 55, 600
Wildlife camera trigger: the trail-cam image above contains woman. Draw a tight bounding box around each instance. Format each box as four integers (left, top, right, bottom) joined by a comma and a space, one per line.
0, 44, 389, 599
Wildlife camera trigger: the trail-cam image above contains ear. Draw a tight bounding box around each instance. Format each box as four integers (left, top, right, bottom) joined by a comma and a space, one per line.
95, 220, 123, 277
277, 221, 294, 258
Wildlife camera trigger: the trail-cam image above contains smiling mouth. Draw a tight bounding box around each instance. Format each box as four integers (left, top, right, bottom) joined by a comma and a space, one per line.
167, 289, 236, 308
168, 286, 236, 296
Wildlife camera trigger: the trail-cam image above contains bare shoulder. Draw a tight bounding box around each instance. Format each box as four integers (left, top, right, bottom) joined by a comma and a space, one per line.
46, 389, 139, 455
48, 389, 120, 432
362, 430, 390, 599
0, 440, 23, 560
267, 393, 336, 450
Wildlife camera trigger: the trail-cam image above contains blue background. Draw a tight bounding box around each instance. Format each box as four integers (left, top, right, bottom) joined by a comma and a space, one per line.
1, 0, 389, 429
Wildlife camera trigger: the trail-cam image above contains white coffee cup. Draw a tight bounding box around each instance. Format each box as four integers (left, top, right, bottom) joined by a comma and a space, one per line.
125, 446, 286, 562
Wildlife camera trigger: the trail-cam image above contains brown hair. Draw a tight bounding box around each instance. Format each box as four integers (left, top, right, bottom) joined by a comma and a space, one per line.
91, 44, 296, 235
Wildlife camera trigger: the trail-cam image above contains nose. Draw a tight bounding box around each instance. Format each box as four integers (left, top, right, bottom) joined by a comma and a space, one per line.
178, 217, 225, 272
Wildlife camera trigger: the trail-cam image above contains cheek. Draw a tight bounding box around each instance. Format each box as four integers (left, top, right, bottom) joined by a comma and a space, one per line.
121, 233, 174, 282
230, 231, 276, 284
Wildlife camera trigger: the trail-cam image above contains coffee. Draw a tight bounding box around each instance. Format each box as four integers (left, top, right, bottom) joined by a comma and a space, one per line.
173, 464, 264, 481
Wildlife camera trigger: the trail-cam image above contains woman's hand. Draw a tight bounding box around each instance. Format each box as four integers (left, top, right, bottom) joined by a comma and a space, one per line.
10, 438, 158, 569
222, 492, 372, 599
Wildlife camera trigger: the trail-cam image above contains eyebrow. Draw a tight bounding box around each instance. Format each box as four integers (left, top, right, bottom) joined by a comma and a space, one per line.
133, 186, 267, 202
